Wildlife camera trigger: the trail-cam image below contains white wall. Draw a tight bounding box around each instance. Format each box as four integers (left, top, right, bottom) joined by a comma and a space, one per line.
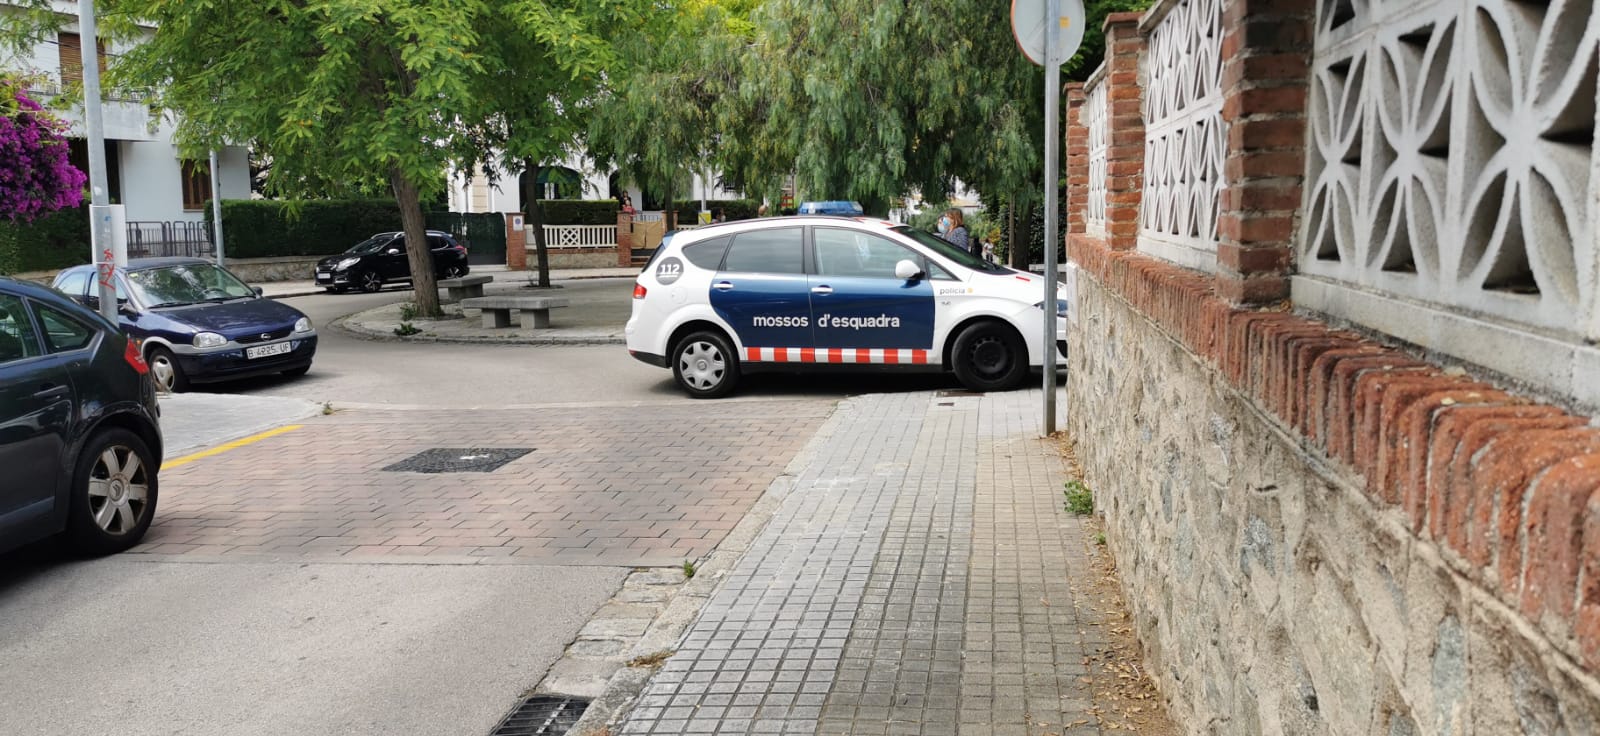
116, 142, 249, 223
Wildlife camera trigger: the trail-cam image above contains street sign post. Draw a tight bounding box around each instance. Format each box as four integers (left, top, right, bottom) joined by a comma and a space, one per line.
1012, 0, 1084, 436
78, 0, 122, 322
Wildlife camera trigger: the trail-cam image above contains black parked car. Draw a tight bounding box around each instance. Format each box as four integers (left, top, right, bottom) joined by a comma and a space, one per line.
53, 258, 318, 393
314, 231, 470, 293
0, 276, 161, 556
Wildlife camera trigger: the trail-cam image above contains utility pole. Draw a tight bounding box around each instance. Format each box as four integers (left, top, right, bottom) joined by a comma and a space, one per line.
1040, 0, 1062, 435
209, 149, 225, 266
79, 0, 123, 322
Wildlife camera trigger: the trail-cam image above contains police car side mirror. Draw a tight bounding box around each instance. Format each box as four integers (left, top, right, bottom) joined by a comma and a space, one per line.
894, 260, 924, 281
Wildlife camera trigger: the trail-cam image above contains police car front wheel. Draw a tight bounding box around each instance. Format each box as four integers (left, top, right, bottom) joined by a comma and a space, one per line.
951, 322, 1028, 392
673, 331, 741, 399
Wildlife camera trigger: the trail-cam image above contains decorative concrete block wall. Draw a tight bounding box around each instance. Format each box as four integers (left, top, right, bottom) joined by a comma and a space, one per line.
1063, 0, 1600, 732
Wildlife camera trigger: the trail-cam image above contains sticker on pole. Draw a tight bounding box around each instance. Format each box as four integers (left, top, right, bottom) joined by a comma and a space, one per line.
1011, 0, 1086, 67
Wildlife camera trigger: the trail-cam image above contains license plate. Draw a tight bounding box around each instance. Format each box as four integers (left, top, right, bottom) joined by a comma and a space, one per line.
246, 342, 293, 360
317, 272, 331, 279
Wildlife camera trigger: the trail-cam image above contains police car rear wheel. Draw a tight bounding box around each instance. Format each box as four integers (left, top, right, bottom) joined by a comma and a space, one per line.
951, 322, 1026, 392
673, 331, 740, 399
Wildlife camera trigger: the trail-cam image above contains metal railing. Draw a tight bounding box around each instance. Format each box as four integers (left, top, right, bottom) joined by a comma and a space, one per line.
125, 220, 214, 259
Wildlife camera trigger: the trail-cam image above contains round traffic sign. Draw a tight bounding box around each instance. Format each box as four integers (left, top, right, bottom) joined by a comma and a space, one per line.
1011, 0, 1087, 67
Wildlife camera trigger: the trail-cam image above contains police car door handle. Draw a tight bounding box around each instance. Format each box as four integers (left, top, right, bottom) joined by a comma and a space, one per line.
713, 281, 734, 291
811, 285, 834, 295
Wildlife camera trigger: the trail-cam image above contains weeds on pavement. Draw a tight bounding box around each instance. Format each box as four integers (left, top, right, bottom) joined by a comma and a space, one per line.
398, 302, 419, 321
682, 559, 697, 579
1065, 479, 1094, 516
393, 322, 421, 337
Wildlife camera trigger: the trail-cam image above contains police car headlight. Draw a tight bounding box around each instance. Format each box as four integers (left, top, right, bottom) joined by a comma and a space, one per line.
1033, 300, 1069, 318
193, 332, 227, 349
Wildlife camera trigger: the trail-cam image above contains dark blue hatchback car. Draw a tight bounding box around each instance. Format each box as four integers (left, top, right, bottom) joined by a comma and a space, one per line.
52, 258, 318, 392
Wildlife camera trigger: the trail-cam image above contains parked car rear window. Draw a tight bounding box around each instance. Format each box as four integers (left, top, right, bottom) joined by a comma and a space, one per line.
34, 302, 96, 353
0, 295, 40, 363
682, 236, 732, 270
723, 229, 804, 275
54, 270, 90, 298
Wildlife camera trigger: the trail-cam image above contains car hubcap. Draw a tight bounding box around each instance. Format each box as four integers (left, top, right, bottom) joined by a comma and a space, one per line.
88, 445, 149, 535
679, 342, 725, 390
446, 267, 464, 277
970, 337, 1009, 377
151, 355, 176, 391
364, 273, 381, 290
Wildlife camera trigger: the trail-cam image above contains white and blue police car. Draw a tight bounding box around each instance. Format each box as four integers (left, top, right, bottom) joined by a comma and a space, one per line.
626, 216, 1068, 398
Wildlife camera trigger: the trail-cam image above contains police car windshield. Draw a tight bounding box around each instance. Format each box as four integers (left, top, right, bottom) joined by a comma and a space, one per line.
892, 227, 1007, 274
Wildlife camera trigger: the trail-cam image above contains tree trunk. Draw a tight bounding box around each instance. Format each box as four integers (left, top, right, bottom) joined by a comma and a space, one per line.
1007, 194, 1026, 270
522, 158, 551, 287
390, 168, 441, 317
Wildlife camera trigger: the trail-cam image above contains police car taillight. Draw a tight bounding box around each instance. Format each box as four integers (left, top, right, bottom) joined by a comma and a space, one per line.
633, 283, 647, 299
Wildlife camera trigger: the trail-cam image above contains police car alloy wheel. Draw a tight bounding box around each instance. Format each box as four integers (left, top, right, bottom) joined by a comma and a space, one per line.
673, 331, 741, 398
951, 321, 1027, 392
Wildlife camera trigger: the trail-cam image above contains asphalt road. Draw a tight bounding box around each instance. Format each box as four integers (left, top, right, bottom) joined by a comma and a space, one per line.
0, 276, 959, 736
205, 280, 963, 407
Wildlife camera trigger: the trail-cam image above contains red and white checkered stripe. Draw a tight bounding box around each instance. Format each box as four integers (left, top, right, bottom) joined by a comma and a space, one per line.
742, 347, 932, 365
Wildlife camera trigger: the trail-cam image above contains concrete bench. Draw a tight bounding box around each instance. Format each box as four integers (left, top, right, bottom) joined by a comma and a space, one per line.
459, 295, 570, 329
438, 274, 493, 303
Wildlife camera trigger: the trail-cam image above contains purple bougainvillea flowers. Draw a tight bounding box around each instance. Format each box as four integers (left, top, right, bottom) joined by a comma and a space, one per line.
1, 78, 87, 223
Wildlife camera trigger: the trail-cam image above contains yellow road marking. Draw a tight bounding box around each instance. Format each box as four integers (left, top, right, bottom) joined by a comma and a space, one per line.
161, 425, 303, 470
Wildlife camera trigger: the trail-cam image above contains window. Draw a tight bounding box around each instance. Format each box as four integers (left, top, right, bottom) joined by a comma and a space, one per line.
722, 228, 804, 274
57, 32, 106, 87
34, 303, 95, 353
181, 160, 211, 211
54, 270, 90, 299
0, 295, 41, 364
127, 263, 253, 308
814, 229, 930, 279
682, 236, 731, 270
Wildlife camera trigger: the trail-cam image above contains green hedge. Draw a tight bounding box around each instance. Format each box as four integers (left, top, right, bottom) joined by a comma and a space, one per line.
0, 206, 93, 275
538, 199, 619, 226
220, 198, 405, 258
671, 199, 761, 223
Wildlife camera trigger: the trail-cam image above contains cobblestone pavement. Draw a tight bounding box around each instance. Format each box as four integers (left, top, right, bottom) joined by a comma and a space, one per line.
140, 399, 831, 566
617, 390, 1116, 735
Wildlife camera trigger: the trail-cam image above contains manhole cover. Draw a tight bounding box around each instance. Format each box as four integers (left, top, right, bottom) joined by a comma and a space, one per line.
936, 389, 985, 397
489, 695, 588, 736
383, 448, 533, 474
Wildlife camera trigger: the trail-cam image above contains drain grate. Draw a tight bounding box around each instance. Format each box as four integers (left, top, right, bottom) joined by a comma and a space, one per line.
936, 389, 985, 397
382, 448, 533, 474
488, 695, 589, 736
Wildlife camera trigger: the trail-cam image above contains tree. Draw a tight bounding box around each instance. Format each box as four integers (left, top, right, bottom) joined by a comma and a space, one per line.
588, 0, 759, 223
462, 1, 646, 287
97, 0, 500, 316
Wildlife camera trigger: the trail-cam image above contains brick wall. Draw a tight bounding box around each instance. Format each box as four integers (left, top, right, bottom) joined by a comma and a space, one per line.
1065, 0, 1600, 730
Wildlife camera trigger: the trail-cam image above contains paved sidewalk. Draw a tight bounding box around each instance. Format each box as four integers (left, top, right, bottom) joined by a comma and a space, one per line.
612, 390, 1163, 735
336, 277, 633, 344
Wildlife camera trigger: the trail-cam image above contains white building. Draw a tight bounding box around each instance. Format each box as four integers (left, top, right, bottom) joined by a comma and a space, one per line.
447, 154, 741, 215
1, 2, 251, 231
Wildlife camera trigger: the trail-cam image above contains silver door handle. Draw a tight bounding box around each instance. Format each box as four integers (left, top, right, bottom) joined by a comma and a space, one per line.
811, 285, 833, 295
713, 282, 734, 291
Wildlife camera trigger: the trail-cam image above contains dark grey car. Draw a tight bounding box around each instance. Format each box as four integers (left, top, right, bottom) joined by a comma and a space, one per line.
0, 276, 162, 556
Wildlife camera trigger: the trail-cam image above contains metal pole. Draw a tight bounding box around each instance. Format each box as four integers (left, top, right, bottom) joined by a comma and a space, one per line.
1042, 0, 1062, 435
209, 149, 225, 266
78, 0, 118, 322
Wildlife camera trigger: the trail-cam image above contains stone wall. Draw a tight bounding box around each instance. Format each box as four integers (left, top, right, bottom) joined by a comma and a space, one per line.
1067, 250, 1600, 734
532, 247, 621, 270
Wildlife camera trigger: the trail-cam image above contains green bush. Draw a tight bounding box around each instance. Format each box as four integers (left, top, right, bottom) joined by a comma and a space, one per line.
671, 199, 761, 223
538, 199, 619, 226
0, 205, 92, 275
220, 198, 404, 258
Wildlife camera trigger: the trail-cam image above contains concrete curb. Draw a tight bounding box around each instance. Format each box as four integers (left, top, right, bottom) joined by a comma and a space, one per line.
332, 305, 627, 346
543, 401, 850, 736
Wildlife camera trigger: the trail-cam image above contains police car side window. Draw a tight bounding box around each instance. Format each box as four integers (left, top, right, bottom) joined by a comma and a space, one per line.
814, 229, 956, 281
722, 229, 804, 274
681, 236, 731, 270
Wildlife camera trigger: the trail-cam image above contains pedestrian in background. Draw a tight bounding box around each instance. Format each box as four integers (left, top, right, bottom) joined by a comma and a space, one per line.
937, 208, 974, 256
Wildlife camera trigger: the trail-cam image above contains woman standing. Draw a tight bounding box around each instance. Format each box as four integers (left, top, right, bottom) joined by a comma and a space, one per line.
937, 208, 976, 256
